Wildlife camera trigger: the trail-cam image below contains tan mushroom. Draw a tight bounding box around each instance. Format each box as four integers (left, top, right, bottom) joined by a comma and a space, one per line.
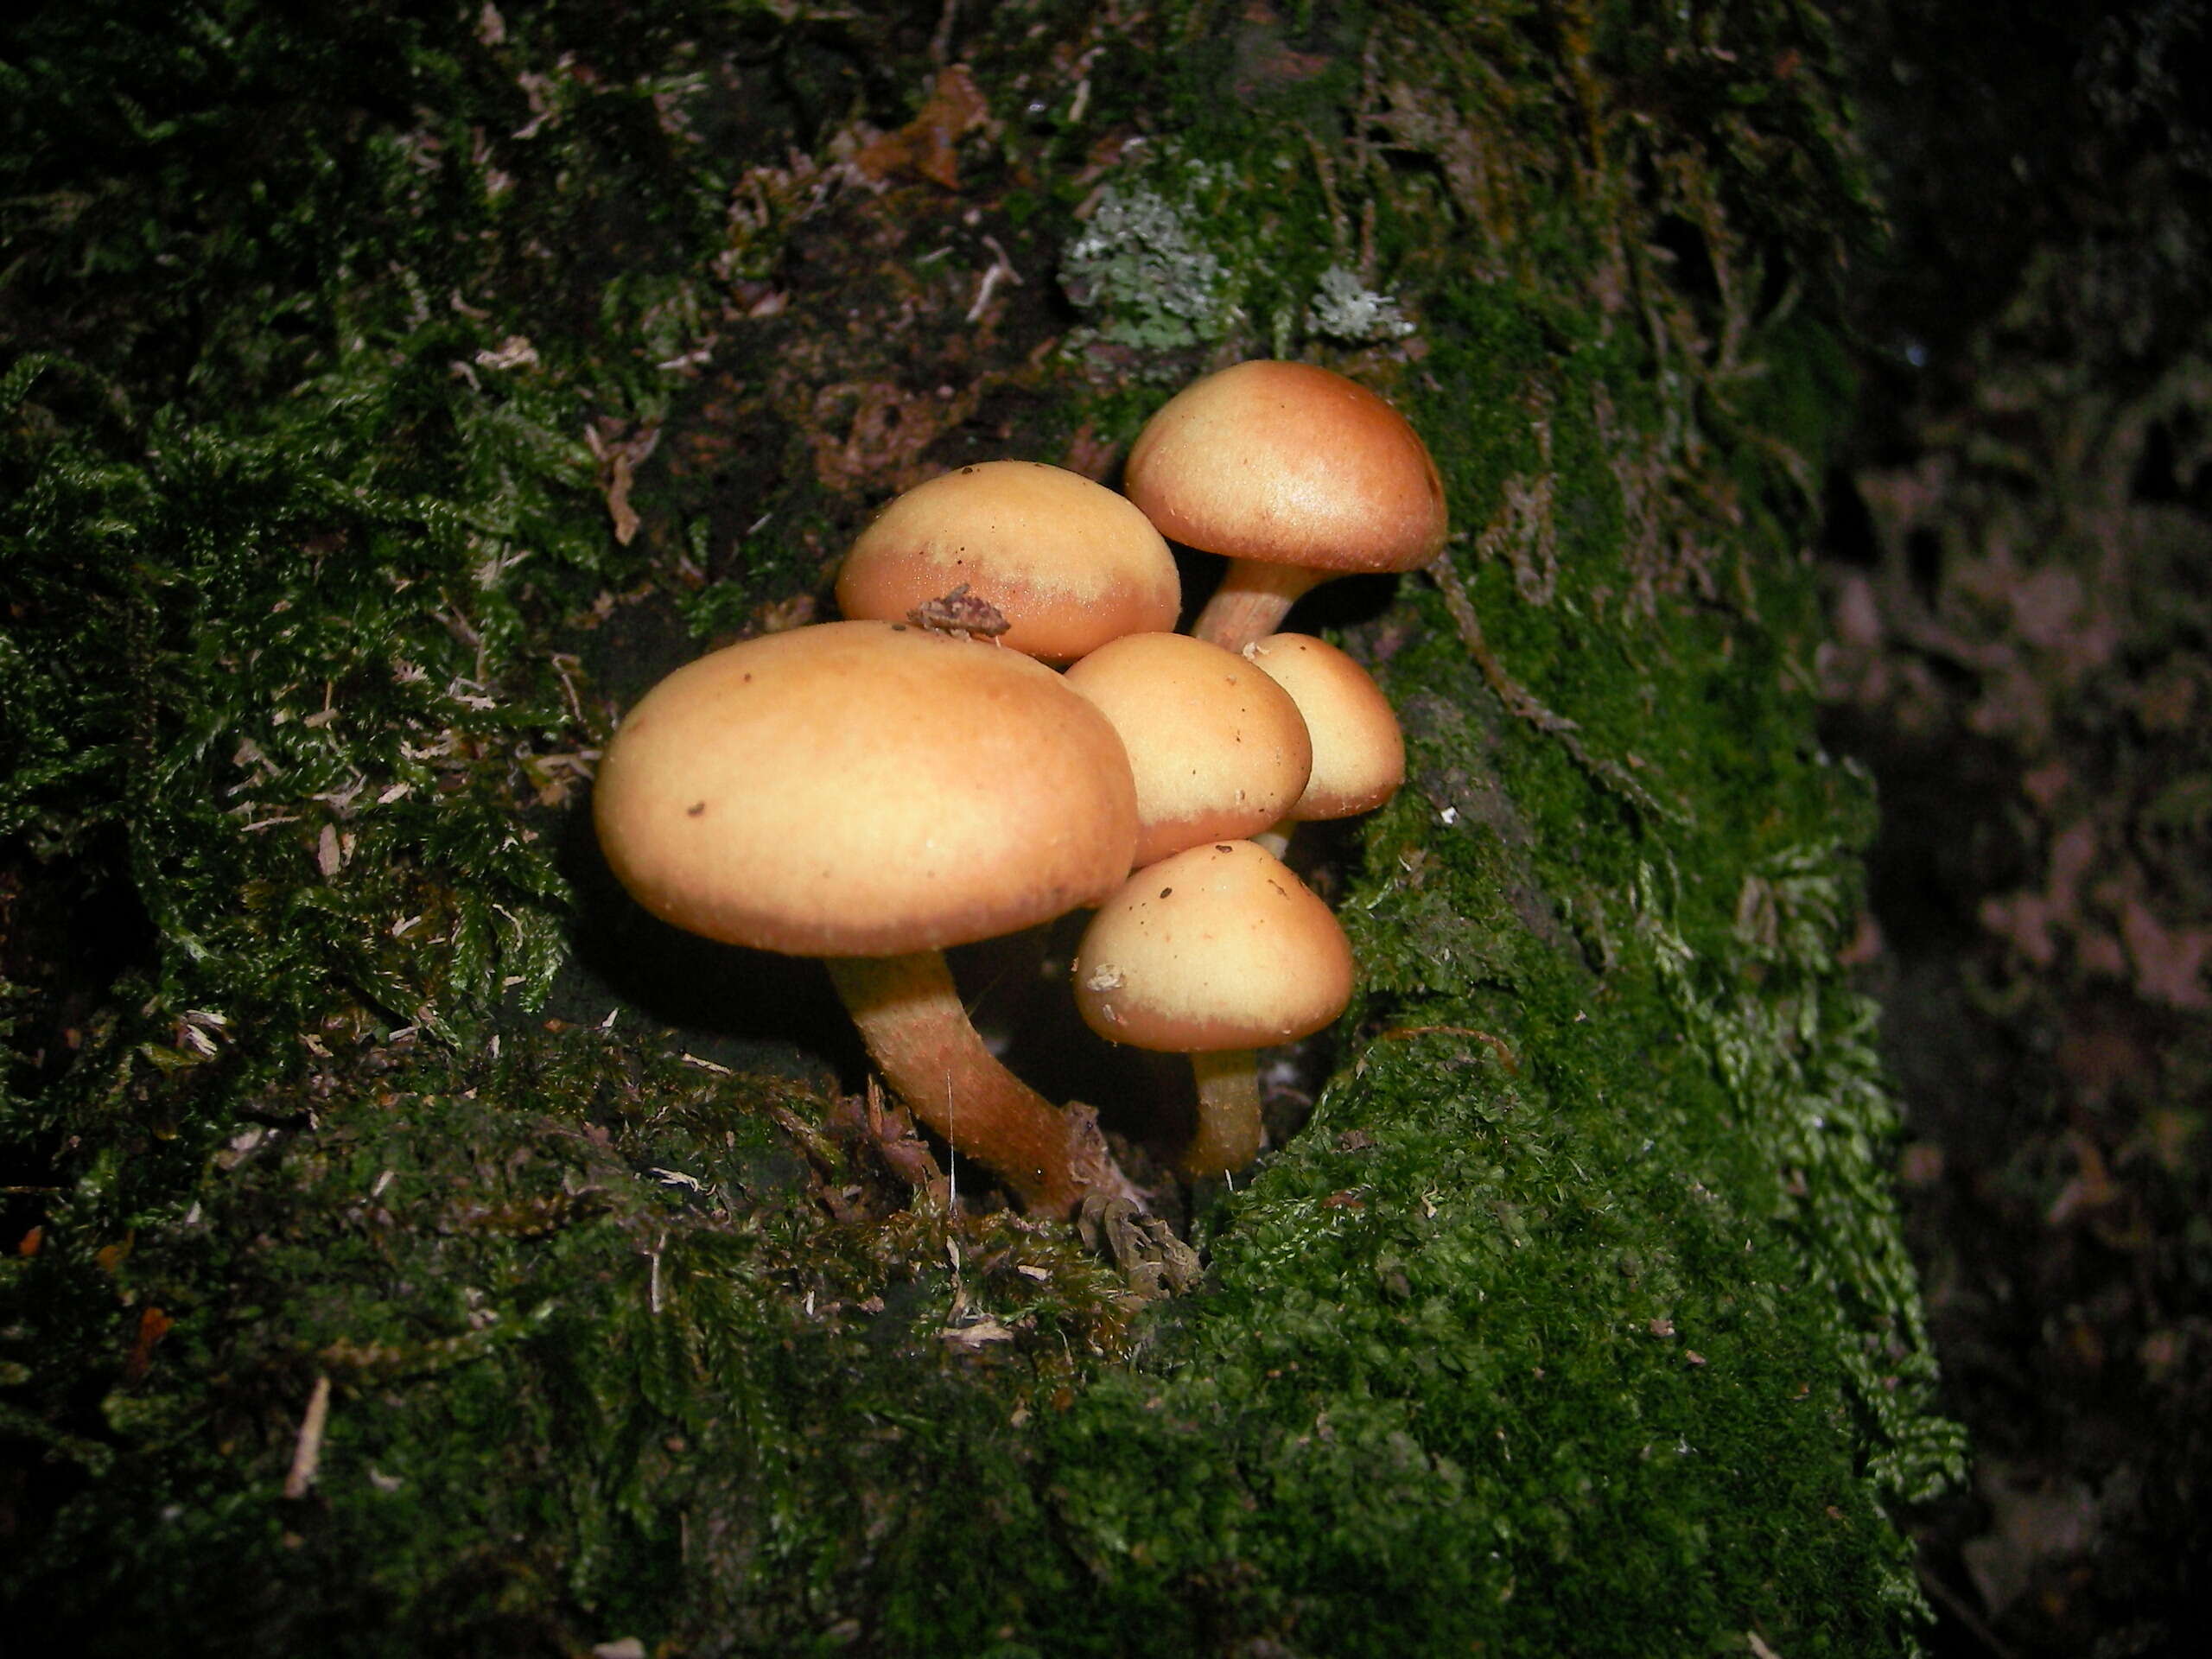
836, 460, 1180, 662
1122, 360, 1447, 651
1241, 632, 1405, 853
1072, 840, 1354, 1179
594, 620, 1139, 1216
1061, 631, 1313, 869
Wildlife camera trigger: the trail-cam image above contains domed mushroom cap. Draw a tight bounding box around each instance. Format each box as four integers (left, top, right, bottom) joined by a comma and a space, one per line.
1072, 840, 1355, 1053
1123, 360, 1448, 575
594, 620, 1139, 958
1243, 632, 1405, 821
836, 461, 1180, 663
1062, 632, 1313, 868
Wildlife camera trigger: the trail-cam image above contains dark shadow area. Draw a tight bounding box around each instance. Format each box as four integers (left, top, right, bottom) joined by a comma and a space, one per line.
1171, 541, 1414, 642
546, 782, 857, 1092
1829, 3, 2212, 1651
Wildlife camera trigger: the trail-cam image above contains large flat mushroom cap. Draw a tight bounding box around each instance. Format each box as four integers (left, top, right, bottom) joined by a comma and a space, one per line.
836, 461, 1180, 663
594, 620, 1139, 957
1123, 360, 1447, 574
1073, 840, 1354, 1052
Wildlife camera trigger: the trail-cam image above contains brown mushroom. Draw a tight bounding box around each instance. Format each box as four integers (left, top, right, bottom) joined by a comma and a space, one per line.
1061, 632, 1313, 869
1241, 632, 1405, 853
1072, 840, 1354, 1178
836, 460, 1180, 663
594, 620, 1139, 1216
1122, 360, 1448, 652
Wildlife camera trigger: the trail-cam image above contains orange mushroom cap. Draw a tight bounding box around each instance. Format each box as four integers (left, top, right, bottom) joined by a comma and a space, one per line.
836, 461, 1180, 663
594, 620, 1138, 958
1062, 632, 1313, 868
1072, 840, 1355, 1053
1243, 632, 1405, 822
1123, 360, 1447, 575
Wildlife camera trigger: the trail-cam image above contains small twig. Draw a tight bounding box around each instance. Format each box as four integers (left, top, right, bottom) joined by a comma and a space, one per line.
1426, 553, 1687, 827
763, 1100, 842, 1173
1300, 130, 1351, 257
965, 236, 1020, 324
927, 0, 959, 64
944, 1070, 958, 1216
1916, 1560, 2021, 1659
944, 1233, 966, 1320
1426, 551, 1573, 737
1376, 1024, 1521, 1074
966, 264, 1006, 323
283, 1374, 333, 1499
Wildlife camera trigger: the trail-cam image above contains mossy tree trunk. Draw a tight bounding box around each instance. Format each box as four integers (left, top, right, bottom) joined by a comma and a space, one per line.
0, 3, 1961, 1653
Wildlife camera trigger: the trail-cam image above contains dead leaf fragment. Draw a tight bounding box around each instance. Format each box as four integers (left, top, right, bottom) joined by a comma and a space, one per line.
124, 1305, 174, 1382
586, 420, 663, 546
940, 1316, 1018, 1351
853, 65, 990, 192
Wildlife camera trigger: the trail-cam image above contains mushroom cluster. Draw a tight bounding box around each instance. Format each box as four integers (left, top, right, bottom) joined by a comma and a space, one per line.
594, 362, 1442, 1217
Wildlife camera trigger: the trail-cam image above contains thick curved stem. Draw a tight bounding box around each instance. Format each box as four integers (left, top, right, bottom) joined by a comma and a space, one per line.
1191, 560, 1325, 652
826, 950, 1122, 1217
1179, 1047, 1264, 1178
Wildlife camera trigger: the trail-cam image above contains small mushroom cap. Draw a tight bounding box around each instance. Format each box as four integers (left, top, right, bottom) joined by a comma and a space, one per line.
1123, 360, 1447, 575
594, 620, 1138, 958
1243, 633, 1405, 821
1072, 840, 1355, 1053
1062, 632, 1313, 868
836, 461, 1180, 662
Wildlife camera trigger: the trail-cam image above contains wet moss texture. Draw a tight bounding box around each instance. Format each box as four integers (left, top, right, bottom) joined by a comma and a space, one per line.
2, 3, 1961, 1653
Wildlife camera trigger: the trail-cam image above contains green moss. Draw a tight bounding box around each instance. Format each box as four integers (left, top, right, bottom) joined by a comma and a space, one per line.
3, 2, 1954, 1653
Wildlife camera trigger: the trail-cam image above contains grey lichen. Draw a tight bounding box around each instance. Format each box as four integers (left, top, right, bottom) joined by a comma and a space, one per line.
1306, 264, 1417, 342
1060, 160, 1237, 349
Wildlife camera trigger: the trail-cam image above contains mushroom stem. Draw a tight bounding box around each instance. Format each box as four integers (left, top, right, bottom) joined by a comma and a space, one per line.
1191, 560, 1324, 652
825, 950, 1113, 1217
1179, 1048, 1265, 1178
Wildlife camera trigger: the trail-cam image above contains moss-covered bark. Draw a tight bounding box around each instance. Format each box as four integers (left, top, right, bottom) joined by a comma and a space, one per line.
2, 2, 1960, 1652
